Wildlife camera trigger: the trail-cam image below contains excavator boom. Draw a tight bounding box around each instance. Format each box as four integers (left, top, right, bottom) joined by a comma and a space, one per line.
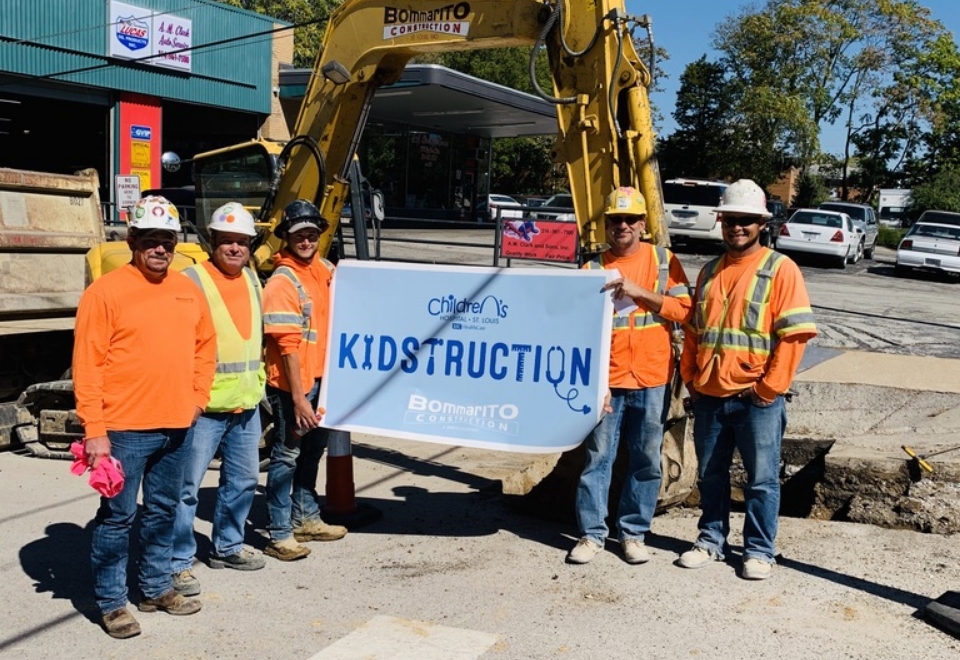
244, 0, 665, 268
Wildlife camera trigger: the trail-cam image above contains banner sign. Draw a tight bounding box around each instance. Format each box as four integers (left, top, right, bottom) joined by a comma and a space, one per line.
318, 262, 614, 453
500, 218, 579, 263
109, 1, 193, 72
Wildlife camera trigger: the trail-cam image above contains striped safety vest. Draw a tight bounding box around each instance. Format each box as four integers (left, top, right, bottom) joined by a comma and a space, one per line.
264, 259, 334, 347
586, 245, 687, 331
691, 249, 814, 357
184, 265, 265, 412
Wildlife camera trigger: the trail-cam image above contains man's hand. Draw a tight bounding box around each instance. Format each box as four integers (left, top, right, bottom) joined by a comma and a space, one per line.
602, 277, 663, 313
192, 406, 203, 424
84, 435, 111, 469
293, 396, 319, 432
602, 389, 613, 415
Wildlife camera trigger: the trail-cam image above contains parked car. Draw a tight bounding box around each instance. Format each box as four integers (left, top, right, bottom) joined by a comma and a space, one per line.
895, 219, 960, 277
475, 194, 523, 223
775, 209, 862, 268
818, 201, 878, 259
537, 193, 574, 220
763, 199, 789, 247
913, 210, 960, 227
662, 178, 728, 245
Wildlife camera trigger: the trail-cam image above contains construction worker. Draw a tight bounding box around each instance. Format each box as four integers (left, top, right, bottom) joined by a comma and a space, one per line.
262, 199, 348, 561
567, 187, 692, 565
74, 195, 216, 639
171, 202, 267, 597
678, 179, 817, 580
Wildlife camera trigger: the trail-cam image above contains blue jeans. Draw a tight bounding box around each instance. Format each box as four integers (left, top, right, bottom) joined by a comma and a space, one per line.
575, 386, 667, 544
90, 428, 189, 614
173, 408, 261, 571
265, 381, 345, 540
691, 394, 786, 563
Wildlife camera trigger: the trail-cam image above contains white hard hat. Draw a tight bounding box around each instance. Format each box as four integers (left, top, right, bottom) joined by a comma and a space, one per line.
209, 202, 257, 237
714, 179, 772, 218
130, 195, 181, 231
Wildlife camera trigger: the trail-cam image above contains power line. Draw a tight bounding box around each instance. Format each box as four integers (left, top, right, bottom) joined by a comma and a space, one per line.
5, 2, 210, 46
3, 17, 323, 86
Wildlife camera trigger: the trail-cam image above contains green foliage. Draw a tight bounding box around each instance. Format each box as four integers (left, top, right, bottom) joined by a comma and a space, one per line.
793, 172, 830, 208
910, 166, 960, 217
215, 0, 340, 67
877, 225, 907, 248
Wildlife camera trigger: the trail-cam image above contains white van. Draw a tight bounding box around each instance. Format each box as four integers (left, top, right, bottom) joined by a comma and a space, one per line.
662, 178, 729, 244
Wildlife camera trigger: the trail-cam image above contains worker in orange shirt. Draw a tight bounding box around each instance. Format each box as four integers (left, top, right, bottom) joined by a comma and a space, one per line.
678, 179, 817, 581
567, 187, 692, 565
74, 195, 217, 638
262, 199, 347, 562
172, 202, 267, 598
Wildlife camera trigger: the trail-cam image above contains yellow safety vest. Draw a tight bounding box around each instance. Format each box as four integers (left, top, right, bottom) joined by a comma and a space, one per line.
184, 265, 265, 412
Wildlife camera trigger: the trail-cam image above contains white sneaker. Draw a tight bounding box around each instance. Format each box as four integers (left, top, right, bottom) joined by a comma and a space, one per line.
742, 558, 773, 580
621, 539, 650, 564
677, 546, 718, 569
567, 538, 601, 564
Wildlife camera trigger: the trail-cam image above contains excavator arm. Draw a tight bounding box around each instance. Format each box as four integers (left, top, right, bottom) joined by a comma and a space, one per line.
234, 0, 665, 268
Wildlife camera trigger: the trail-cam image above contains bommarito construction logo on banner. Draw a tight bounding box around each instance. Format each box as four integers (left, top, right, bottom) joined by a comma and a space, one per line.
382, 2, 472, 39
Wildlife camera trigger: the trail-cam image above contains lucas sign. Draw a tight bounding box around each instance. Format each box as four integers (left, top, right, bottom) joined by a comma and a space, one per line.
318, 262, 614, 453
109, 1, 193, 71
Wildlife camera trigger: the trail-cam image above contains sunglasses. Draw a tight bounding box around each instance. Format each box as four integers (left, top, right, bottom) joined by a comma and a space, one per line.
720, 216, 762, 227
136, 237, 177, 251
606, 215, 644, 226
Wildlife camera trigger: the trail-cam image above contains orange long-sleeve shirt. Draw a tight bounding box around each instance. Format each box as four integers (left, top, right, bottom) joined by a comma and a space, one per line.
589, 244, 692, 389
680, 248, 817, 399
262, 252, 334, 393
73, 264, 217, 438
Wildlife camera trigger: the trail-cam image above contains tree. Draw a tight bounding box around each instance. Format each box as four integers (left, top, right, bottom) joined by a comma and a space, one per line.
657, 56, 733, 181
712, 0, 954, 195
909, 166, 960, 216
216, 0, 340, 67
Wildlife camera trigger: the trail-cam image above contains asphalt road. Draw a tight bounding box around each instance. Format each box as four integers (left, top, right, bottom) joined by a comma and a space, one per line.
2, 230, 959, 658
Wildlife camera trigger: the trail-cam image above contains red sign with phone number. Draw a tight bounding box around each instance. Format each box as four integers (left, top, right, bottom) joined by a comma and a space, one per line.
500, 219, 579, 263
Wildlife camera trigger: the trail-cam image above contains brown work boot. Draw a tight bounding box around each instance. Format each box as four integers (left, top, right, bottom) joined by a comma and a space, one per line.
138, 589, 202, 615
101, 607, 141, 639
264, 537, 311, 561
293, 518, 347, 542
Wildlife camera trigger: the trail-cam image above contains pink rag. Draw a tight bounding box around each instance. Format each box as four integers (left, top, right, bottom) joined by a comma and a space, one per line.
69, 441, 125, 498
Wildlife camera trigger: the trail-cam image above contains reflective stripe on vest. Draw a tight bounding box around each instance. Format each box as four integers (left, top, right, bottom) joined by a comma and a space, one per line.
184, 265, 264, 411
586, 246, 671, 330
692, 249, 785, 356
266, 261, 333, 345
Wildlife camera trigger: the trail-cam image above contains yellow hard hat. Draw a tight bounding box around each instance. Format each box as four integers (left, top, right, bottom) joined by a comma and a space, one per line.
605, 187, 647, 217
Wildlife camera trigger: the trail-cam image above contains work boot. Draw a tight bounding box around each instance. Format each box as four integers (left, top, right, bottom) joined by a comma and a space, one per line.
742, 558, 773, 580
210, 548, 266, 571
621, 538, 651, 565
172, 569, 200, 596
138, 589, 202, 615
677, 546, 720, 569
101, 607, 141, 639
264, 537, 311, 562
566, 538, 601, 564
293, 518, 347, 542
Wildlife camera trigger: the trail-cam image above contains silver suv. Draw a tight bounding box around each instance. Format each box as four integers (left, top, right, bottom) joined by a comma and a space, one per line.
818, 201, 879, 259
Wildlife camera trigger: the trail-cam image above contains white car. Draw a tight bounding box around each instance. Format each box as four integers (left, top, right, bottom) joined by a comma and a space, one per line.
775, 209, 862, 268
663, 178, 728, 244
476, 194, 523, 223
895, 221, 960, 277
537, 193, 574, 220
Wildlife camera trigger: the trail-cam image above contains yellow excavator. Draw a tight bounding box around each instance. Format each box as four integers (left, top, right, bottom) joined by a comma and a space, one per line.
20, 0, 696, 509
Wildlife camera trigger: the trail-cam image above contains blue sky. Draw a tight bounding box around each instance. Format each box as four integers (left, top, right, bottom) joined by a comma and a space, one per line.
630, 0, 960, 154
